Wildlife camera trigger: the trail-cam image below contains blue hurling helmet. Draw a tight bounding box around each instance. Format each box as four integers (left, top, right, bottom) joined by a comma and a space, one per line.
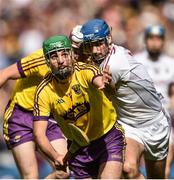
81, 19, 110, 64
81, 19, 110, 42
145, 24, 165, 39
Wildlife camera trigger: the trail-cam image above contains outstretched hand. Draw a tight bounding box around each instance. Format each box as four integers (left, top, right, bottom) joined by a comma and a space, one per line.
103, 64, 112, 83
98, 65, 112, 90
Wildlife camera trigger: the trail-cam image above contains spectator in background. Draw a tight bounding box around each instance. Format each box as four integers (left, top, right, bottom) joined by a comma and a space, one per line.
134, 24, 174, 106
134, 24, 174, 178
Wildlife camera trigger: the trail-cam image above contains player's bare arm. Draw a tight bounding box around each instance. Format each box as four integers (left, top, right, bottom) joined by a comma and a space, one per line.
34, 120, 63, 163
0, 63, 21, 87
34, 120, 70, 178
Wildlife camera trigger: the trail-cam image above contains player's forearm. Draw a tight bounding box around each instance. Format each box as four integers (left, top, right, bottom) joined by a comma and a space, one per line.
0, 63, 21, 87
0, 70, 10, 87
35, 133, 59, 162
93, 75, 105, 89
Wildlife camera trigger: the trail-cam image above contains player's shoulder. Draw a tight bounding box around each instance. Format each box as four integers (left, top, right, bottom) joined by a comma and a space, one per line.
21, 48, 44, 64
37, 72, 53, 91
74, 61, 85, 67
74, 62, 101, 80
27, 48, 44, 59
110, 44, 132, 58
111, 44, 125, 54
74, 62, 85, 71
74, 62, 98, 70
108, 44, 132, 66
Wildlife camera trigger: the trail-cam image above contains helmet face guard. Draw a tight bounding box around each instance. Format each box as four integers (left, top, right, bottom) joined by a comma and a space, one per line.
53, 64, 73, 80
48, 49, 73, 80
81, 19, 110, 65
43, 35, 73, 80
82, 38, 109, 65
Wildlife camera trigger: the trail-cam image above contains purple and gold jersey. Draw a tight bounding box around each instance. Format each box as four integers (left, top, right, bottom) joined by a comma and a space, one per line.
3, 49, 50, 140
11, 49, 50, 110
34, 62, 117, 143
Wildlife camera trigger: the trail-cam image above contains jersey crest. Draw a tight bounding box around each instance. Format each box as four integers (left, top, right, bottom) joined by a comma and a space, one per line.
63, 101, 90, 121
72, 84, 81, 95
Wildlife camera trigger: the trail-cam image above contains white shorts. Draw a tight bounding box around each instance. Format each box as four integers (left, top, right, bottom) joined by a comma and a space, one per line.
118, 111, 171, 160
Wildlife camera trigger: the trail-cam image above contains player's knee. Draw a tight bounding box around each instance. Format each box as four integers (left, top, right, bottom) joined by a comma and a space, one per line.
123, 161, 139, 179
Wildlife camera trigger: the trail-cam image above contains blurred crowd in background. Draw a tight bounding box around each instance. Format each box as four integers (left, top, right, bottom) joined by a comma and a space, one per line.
1, 0, 174, 178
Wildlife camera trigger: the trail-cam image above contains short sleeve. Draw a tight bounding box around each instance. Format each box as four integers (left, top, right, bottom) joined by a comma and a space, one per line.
33, 75, 52, 121
75, 63, 103, 87
17, 49, 46, 78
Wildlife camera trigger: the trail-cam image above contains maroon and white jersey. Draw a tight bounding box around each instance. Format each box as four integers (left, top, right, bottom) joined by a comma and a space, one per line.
100, 44, 169, 127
